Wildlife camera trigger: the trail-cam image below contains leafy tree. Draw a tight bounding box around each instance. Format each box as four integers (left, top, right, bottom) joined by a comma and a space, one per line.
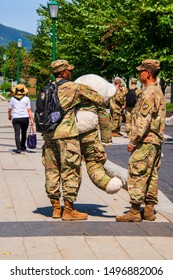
1, 42, 34, 85
30, 4, 55, 90
32, 0, 173, 91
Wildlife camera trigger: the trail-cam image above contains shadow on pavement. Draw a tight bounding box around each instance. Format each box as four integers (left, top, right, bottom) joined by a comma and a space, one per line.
33, 203, 115, 219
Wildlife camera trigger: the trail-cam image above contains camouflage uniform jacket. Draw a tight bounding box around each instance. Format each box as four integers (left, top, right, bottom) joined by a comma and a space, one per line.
110, 88, 126, 114
130, 83, 166, 148
43, 78, 111, 142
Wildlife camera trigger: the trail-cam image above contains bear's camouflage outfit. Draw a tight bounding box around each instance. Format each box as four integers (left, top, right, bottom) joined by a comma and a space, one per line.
74, 74, 123, 194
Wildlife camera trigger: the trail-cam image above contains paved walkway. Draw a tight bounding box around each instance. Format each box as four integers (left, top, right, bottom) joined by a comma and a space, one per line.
0, 98, 173, 260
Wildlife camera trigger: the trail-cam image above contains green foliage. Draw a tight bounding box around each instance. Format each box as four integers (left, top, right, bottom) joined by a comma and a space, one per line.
0, 81, 12, 91
0, 41, 34, 85
27, 1, 173, 88
166, 103, 173, 111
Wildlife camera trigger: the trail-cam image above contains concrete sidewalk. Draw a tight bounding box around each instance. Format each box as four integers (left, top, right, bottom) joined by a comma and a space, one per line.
0, 99, 173, 260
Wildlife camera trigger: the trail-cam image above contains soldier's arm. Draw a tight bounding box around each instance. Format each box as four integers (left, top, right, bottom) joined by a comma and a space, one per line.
114, 93, 122, 103
135, 88, 141, 100
78, 84, 105, 106
109, 96, 116, 115
97, 106, 112, 143
130, 95, 154, 147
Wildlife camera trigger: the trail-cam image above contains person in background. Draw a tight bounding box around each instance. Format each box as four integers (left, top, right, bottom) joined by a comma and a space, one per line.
125, 78, 140, 138
116, 59, 166, 222
110, 77, 126, 137
8, 84, 34, 153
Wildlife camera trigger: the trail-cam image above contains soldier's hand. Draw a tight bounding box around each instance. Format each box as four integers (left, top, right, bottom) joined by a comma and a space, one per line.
127, 144, 134, 152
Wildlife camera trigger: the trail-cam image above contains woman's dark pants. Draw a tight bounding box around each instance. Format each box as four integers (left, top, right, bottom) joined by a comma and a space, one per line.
12, 117, 29, 150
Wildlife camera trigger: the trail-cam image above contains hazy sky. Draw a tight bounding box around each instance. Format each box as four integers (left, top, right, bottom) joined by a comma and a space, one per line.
0, 0, 48, 34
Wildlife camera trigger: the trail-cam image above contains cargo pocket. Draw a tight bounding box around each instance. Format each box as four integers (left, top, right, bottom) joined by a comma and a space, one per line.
129, 146, 149, 176
66, 142, 81, 167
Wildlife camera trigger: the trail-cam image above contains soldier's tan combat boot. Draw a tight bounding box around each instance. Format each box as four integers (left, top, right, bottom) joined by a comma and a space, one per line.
116, 203, 142, 222
141, 203, 155, 221
50, 199, 62, 219
62, 200, 88, 221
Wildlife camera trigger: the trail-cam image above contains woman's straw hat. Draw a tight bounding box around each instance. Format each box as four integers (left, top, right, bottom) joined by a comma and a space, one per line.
12, 84, 28, 95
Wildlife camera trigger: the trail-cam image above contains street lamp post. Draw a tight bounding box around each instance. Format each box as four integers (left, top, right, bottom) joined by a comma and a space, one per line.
48, 0, 59, 80
2, 54, 6, 96
17, 39, 22, 84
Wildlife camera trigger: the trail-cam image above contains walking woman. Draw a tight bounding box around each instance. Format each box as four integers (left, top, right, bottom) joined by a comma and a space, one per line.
8, 84, 34, 153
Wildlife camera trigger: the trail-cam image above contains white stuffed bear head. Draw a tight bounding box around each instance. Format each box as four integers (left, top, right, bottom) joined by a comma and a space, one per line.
74, 74, 116, 134
75, 74, 116, 102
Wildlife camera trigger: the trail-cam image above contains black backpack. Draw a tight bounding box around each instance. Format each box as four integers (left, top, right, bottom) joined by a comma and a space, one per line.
35, 79, 68, 133
126, 88, 137, 107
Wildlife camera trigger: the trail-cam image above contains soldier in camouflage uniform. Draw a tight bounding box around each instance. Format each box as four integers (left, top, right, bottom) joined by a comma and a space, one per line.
43, 59, 114, 221
110, 77, 126, 137
116, 59, 166, 222
125, 78, 140, 138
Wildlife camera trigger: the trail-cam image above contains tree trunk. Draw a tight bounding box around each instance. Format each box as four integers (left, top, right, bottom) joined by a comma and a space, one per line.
171, 83, 173, 104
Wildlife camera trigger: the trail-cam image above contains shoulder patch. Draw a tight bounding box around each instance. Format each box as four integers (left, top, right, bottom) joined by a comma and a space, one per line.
143, 103, 149, 110
140, 100, 153, 116
41, 92, 45, 100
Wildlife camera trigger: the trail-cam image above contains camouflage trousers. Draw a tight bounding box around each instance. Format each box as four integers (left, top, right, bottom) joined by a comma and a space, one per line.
125, 107, 135, 133
79, 129, 111, 191
111, 112, 123, 133
43, 137, 82, 202
128, 143, 161, 205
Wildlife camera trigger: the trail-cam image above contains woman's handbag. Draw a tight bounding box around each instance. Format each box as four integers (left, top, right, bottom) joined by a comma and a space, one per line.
27, 125, 37, 149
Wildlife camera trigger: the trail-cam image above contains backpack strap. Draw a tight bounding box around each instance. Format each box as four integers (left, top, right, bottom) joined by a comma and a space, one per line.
56, 79, 69, 87
53, 79, 74, 119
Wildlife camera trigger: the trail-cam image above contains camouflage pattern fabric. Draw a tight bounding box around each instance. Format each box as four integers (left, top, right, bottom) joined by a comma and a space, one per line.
75, 96, 112, 191
42, 78, 108, 202
79, 129, 111, 191
128, 143, 161, 205
125, 86, 140, 133
128, 82, 166, 205
43, 79, 106, 140
110, 88, 126, 132
43, 137, 81, 202
125, 107, 135, 133
130, 83, 166, 147
76, 102, 112, 143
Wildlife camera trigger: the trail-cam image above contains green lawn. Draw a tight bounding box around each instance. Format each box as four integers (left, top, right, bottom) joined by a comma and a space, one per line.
166, 103, 173, 111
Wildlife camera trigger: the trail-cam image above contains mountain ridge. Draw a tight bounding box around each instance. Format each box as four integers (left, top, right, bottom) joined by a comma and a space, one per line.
0, 23, 33, 49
